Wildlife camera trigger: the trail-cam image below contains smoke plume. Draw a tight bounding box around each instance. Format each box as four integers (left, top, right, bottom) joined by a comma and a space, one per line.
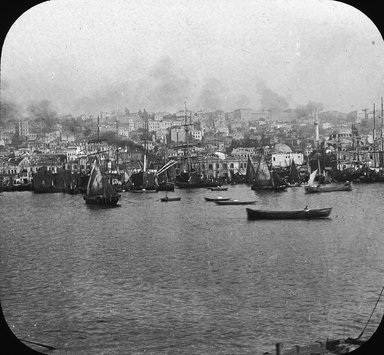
256, 80, 289, 112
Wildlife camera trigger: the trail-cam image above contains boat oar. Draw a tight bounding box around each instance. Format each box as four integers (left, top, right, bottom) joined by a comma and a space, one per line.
21, 338, 56, 350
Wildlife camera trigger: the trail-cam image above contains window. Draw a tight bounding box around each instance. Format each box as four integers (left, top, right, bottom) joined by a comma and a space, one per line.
230, 163, 234, 169
208, 164, 213, 170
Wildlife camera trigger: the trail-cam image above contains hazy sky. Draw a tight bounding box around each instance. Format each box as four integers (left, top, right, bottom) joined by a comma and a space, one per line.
1, 0, 384, 116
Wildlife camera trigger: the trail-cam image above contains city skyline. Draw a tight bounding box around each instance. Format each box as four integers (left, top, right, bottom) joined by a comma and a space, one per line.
1, 0, 384, 117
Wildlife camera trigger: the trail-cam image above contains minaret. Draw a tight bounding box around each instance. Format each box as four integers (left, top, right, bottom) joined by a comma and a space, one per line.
314, 110, 319, 147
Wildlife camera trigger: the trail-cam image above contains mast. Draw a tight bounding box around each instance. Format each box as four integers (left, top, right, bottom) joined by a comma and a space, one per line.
381, 97, 384, 168
184, 101, 190, 171
373, 103, 376, 168
116, 111, 119, 168
97, 114, 100, 141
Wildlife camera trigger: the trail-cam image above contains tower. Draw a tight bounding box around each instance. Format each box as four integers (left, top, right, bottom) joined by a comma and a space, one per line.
314, 111, 319, 147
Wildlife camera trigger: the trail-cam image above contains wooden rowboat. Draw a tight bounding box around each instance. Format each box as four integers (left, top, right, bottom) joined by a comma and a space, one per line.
209, 187, 228, 191
204, 197, 231, 202
160, 196, 181, 202
215, 200, 256, 205
246, 207, 332, 220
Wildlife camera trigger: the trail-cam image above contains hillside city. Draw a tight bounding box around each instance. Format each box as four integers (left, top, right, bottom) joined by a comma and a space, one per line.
0, 100, 383, 188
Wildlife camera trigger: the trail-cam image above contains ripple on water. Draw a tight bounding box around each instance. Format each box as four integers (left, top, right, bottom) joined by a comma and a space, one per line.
1, 185, 384, 353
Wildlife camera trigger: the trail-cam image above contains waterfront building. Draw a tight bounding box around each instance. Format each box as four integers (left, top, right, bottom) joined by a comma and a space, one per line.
173, 154, 250, 179
270, 143, 304, 168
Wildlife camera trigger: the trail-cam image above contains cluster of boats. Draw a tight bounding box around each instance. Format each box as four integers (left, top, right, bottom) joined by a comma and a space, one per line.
83, 155, 358, 221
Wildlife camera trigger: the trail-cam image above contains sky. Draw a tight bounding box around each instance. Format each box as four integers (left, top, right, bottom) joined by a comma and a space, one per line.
1, 0, 384, 116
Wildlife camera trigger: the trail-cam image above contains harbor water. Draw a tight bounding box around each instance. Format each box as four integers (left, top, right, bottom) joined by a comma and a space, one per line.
1, 184, 384, 354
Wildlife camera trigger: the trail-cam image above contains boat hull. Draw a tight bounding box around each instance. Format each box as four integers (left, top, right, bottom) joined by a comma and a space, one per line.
246, 207, 332, 220
176, 182, 219, 189
251, 185, 286, 191
305, 182, 352, 193
204, 197, 231, 202
160, 196, 181, 202
84, 195, 120, 205
209, 187, 228, 191
128, 188, 158, 193
157, 182, 175, 191
215, 200, 256, 205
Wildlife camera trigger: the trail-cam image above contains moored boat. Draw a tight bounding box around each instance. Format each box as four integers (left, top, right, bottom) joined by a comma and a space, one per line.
209, 186, 228, 191
246, 207, 332, 220
215, 200, 256, 205
251, 155, 287, 191
160, 196, 181, 202
204, 196, 231, 202
305, 170, 352, 193
305, 181, 352, 193
84, 159, 120, 206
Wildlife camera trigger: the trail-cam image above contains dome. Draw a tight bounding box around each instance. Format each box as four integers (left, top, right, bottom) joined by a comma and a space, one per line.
272, 143, 292, 153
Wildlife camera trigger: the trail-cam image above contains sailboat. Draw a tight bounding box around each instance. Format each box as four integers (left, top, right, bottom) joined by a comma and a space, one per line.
286, 159, 302, 187
305, 169, 352, 193
157, 159, 177, 191
251, 155, 287, 191
83, 159, 121, 205
174, 102, 219, 189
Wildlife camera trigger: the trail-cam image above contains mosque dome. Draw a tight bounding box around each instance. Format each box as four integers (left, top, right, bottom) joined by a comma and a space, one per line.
272, 143, 292, 153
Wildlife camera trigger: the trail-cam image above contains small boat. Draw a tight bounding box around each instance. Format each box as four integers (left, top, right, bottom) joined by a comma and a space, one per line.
84, 159, 121, 206
129, 188, 158, 193
160, 196, 181, 202
251, 155, 287, 191
305, 170, 352, 193
246, 207, 332, 220
209, 186, 228, 191
215, 200, 256, 205
204, 196, 231, 202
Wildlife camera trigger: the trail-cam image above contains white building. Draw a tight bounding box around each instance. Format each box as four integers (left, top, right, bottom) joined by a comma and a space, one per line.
231, 147, 256, 157
65, 146, 81, 161
191, 129, 203, 141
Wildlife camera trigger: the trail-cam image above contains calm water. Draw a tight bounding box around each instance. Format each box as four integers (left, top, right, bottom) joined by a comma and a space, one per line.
1, 184, 384, 354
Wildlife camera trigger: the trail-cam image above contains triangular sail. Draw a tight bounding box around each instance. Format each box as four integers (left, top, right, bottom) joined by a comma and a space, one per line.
254, 155, 273, 187
245, 155, 256, 183
87, 160, 105, 196
87, 159, 117, 197
272, 169, 286, 187
308, 169, 318, 186
289, 159, 301, 183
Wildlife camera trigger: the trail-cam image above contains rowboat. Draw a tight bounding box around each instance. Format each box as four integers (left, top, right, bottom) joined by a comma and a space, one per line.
204, 197, 231, 202
246, 207, 332, 220
160, 196, 181, 202
215, 200, 256, 205
209, 187, 228, 191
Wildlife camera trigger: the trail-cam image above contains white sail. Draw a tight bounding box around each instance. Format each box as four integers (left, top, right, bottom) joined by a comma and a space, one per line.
307, 169, 318, 186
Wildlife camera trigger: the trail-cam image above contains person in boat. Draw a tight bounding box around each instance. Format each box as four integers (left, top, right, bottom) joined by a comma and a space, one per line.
304, 205, 310, 212
344, 180, 350, 186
